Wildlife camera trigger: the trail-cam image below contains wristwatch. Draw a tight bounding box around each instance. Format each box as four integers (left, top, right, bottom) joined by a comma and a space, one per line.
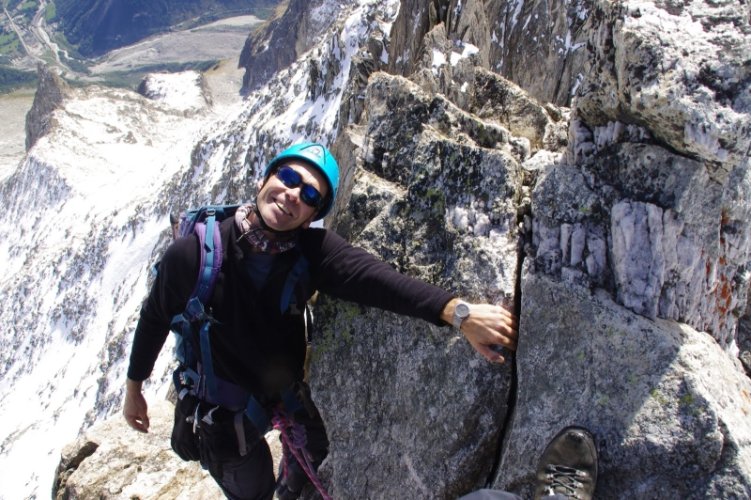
452, 301, 471, 329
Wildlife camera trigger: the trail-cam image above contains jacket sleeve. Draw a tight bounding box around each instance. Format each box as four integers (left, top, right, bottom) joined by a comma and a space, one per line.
301, 228, 455, 326
126, 235, 198, 381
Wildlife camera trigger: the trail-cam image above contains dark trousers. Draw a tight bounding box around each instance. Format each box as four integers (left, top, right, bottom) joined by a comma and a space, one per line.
198, 405, 329, 500
205, 426, 276, 500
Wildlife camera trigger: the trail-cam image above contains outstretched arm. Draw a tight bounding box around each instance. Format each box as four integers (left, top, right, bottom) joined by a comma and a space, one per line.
302, 228, 519, 361
440, 298, 518, 363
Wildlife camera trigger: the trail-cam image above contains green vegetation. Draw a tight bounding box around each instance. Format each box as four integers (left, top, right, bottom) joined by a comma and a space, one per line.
0, 0, 284, 94
679, 394, 694, 407
59, 52, 89, 74
50, 30, 83, 60
0, 30, 20, 57
0, 65, 36, 92
17, 1, 37, 12
43, 1, 55, 22
255, 5, 280, 20
649, 387, 669, 406
268, 1, 289, 20
309, 301, 362, 362
3, 0, 35, 12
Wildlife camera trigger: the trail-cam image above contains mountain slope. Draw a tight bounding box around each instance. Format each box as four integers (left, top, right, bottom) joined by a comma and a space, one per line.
0, 69, 218, 499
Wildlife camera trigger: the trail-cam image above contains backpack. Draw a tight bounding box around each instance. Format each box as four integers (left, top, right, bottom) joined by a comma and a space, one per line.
166, 204, 309, 433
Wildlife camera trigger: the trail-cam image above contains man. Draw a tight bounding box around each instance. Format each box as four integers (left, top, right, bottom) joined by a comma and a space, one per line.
123, 142, 518, 499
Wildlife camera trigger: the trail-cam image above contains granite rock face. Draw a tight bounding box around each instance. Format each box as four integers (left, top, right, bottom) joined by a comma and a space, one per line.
309, 0, 751, 497
533, 0, 751, 347
238, 0, 345, 92
310, 70, 536, 498
495, 273, 751, 498
388, 0, 592, 105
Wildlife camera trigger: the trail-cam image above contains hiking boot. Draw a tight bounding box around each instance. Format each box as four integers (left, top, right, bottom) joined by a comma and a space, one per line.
533, 426, 598, 500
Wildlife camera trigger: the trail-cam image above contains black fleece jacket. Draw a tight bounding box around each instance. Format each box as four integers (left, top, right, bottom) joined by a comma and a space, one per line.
127, 218, 454, 398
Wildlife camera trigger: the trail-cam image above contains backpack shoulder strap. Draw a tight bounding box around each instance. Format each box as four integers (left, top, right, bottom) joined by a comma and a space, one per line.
170, 207, 228, 377
279, 253, 309, 314
192, 210, 223, 305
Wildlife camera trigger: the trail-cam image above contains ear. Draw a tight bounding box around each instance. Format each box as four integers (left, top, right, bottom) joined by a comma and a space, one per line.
256, 178, 264, 190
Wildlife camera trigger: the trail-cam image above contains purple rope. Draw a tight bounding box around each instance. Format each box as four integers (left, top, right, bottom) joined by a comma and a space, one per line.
272, 409, 332, 500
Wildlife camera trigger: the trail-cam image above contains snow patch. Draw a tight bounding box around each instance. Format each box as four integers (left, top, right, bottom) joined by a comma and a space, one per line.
140, 71, 207, 112
450, 43, 479, 66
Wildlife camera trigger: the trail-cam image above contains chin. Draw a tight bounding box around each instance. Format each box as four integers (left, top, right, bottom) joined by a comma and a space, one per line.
264, 212, 296, 232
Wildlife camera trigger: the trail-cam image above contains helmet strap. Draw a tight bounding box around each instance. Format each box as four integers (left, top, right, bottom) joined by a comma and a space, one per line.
235, 203, 299, 253
250, 200, 301, 237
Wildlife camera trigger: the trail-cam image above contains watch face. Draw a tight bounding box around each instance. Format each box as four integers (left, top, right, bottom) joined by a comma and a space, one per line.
456, 302, 470, 318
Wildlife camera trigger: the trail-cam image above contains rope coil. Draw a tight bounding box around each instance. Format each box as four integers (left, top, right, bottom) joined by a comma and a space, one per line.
272, 409, 332, 500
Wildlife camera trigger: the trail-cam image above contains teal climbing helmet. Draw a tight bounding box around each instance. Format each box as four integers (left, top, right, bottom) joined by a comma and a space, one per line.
264, 142, 340, 220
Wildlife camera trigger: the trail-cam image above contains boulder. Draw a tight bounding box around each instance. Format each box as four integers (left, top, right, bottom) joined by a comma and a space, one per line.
494, 272, 751, 498
53, 400, 222, 500
53, 399, 286, 500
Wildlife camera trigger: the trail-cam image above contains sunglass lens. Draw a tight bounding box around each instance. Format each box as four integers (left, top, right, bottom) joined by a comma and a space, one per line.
276, 166, 301, 188
301, 185, 322, 207
276, 166, 323, 208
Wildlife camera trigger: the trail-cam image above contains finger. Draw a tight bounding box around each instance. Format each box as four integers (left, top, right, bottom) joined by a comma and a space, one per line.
133, 419, 149, 433
494, 322, 518, 343
500, 311, 518, 331
498, 305, 519, 328
476, 344, 506, 364
486, 328, 517, 350
125, 414, 149, 433
501, 336, 517, 351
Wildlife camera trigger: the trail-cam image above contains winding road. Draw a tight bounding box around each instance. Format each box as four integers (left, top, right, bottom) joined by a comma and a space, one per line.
3, 0, 73, 75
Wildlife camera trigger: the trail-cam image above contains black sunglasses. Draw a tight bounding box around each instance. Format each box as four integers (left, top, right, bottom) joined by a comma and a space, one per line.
274, 165, 324, 208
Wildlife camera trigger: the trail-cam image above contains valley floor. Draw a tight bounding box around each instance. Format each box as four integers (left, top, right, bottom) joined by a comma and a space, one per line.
0, 14, 257, 182
0, 88, 34, 181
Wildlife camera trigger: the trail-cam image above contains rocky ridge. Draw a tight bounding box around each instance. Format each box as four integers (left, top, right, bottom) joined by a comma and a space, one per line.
8, 0, 750, 498
310, 0, 751, 497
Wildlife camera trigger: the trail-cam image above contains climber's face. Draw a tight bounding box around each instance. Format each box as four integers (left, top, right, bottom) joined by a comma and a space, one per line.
256, 160, 328, 232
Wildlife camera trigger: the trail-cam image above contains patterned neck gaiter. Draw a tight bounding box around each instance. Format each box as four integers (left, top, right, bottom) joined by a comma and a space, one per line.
234, 203, 299, 254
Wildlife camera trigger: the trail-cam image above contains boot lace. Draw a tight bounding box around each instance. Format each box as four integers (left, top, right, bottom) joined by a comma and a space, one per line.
542, 464, 587, 499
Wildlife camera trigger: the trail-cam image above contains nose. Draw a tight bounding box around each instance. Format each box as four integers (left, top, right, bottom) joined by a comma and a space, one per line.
283, 185, 303, 205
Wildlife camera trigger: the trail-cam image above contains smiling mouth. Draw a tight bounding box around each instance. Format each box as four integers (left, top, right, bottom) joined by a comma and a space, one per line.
275, 200, 292, 216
